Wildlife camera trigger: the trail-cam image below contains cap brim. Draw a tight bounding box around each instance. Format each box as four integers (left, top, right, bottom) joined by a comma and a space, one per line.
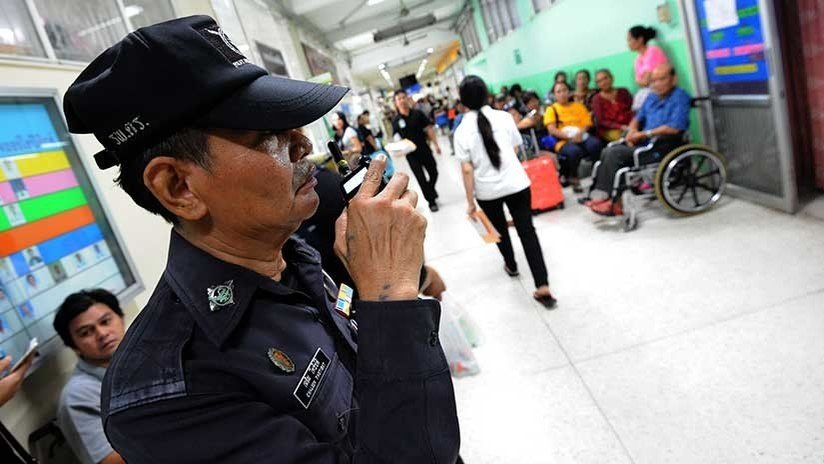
197, 74, 349, 131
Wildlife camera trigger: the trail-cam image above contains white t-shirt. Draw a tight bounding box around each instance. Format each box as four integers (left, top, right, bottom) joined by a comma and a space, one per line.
453, 106, 531, 201
339, 126, 359, 152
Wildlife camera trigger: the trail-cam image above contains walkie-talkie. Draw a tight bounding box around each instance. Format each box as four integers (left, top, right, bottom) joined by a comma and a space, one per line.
328, 141, 385, 202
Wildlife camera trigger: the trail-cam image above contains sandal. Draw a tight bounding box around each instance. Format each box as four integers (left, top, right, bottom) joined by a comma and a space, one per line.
533, 292, 558, 309
590, 200, 624, 217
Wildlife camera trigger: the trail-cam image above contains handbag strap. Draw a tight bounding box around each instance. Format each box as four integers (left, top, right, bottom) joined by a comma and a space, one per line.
551, 104, 562, 127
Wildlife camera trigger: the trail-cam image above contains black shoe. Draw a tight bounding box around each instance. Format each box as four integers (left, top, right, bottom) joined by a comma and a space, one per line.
504, 265, 519, 277
572, 185, 584, 194
533, 293, 557, 309
429, 203, 439, 212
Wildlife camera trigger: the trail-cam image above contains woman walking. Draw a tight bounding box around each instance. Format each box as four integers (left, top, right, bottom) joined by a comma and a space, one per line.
454, 75, 557, 308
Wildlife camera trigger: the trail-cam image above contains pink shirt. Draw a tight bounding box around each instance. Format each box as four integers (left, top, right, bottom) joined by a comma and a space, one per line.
634, 45, 669, 83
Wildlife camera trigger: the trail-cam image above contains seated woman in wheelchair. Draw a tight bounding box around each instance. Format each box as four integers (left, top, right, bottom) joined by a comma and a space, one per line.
587, 63, 690, 216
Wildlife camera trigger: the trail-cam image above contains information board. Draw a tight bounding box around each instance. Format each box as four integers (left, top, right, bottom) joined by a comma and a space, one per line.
695, 0, 769, 95
0, 93, 138, 367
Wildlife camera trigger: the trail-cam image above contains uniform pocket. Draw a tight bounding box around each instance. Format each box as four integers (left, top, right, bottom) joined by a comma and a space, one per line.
298, 352, 355, 443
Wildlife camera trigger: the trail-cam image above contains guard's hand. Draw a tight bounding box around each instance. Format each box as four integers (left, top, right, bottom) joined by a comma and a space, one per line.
434, 145, 442, 155
0, 355, 32, 407
334, 154, 426, 301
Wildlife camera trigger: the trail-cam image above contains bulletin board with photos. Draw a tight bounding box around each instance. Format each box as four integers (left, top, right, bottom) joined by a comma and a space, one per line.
0, 89, 141, 370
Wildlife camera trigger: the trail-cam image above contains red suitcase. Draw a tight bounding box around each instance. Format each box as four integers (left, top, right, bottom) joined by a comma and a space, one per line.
522, 155, 564, 212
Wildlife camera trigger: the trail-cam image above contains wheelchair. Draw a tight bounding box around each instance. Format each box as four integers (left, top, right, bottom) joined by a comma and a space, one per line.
588, 98, 728, 231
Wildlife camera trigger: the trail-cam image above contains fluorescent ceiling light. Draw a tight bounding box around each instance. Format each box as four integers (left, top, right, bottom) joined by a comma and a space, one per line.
416, 58, 428, 79
426, 47, 434, 54
367, 0, 386, 5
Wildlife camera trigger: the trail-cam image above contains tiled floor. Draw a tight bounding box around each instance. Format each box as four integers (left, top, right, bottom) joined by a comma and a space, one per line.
396, 141, 824, 464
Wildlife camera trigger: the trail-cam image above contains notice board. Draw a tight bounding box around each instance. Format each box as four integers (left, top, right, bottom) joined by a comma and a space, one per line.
696, 0, 770, 95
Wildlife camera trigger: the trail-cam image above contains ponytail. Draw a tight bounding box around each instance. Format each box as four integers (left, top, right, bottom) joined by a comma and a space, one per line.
459, 74, 502, 169
629, 25, 657, 44
477, 110, 501, 169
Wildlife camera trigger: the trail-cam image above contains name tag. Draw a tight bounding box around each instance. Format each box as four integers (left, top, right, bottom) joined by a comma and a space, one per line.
398, 118, 406, 129
293, 348, 330, 409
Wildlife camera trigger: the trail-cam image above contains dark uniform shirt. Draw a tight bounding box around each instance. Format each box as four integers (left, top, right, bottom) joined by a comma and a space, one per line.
101, 231, 459, 463
392, 109, 433, 158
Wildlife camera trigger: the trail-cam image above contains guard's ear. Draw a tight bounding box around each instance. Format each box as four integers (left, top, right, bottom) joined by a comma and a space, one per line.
143, 157, 209, 222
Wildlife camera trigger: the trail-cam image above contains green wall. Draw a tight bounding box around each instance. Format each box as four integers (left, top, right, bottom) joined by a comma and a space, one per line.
464, 0, 701, 139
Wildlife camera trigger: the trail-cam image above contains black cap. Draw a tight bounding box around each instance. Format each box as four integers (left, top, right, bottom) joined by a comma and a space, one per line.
64, 15, 348, 170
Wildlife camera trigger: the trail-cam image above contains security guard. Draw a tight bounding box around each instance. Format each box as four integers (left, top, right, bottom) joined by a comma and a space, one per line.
63, 16, 459, 463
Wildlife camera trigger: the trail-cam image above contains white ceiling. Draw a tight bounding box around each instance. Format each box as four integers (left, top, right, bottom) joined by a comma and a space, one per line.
275, 0, 464, 89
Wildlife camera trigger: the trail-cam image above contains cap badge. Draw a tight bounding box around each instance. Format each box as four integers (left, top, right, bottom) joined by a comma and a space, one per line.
207, 280, 234, 311
204, 27, 242, 56
199, 25, 249, 67
268, 348, 295, 374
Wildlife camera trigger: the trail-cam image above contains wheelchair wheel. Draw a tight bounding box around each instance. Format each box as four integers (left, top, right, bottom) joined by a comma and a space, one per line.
654, 144, 727, 215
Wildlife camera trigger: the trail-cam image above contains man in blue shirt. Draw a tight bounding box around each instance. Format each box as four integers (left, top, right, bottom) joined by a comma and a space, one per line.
588, 63, 691, 215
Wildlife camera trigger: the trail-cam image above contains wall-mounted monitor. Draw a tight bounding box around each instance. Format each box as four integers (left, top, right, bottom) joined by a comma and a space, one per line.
0, 88, 142, 371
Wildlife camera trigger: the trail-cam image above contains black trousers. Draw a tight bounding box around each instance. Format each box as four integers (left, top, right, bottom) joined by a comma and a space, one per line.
407, 149, 439, 204
594, 143, 635, 194
477, 187, 549, 288
594, 139, 682, 196
557, 136, 604, 179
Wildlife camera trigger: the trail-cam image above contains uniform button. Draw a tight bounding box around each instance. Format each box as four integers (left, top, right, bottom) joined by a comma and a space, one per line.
337, 416, 347, 432
429, 331, 439, 347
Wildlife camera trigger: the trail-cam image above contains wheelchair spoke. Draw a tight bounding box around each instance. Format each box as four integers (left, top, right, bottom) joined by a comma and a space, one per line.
691, 156, 706, 176
676, 184, 689, 204
691, 186, 700, 207
696, 182, 716, 193
697, 169, 721, 180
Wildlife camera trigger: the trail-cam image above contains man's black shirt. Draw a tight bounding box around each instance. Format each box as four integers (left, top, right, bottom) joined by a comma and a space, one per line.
392, 109, 432, 157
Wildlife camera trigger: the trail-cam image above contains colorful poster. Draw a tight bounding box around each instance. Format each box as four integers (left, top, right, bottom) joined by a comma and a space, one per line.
695, 0, 769, 95
0, 98, 136, 366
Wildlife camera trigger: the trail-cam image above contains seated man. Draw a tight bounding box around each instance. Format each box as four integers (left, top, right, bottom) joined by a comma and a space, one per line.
588, 63, 690, 215
54, 289, 125, 464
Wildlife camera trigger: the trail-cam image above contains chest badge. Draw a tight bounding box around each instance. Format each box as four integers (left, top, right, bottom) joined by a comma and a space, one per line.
334, 283, 354, 318
207, 280, 234, 311
267, 348, 295, 374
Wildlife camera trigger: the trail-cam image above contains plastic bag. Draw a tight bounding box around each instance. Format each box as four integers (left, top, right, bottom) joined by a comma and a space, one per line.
441, 292, 482, 348
438, 293, 480, 378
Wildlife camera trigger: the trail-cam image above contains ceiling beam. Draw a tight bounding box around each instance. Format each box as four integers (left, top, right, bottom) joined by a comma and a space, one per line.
325, 0, 457, 43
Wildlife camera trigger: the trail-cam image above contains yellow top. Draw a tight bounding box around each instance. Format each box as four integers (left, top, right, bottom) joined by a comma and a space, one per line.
542, 102, 592, 151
